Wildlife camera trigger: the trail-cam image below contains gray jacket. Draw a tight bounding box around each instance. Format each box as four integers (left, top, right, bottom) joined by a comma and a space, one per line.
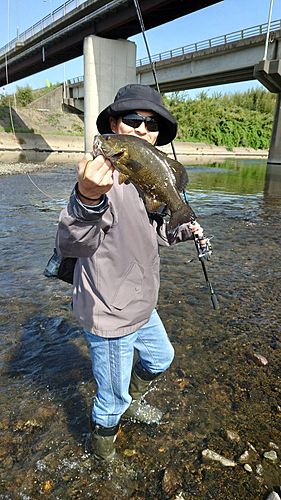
56, 175, 193, 337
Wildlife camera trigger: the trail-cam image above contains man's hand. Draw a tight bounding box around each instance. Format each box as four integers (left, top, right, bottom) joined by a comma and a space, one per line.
77, 153, 115, 206
187, 221, 204, 239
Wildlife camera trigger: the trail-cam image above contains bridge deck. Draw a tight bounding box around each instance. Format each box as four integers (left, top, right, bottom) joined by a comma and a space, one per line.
0, 0, 222, 87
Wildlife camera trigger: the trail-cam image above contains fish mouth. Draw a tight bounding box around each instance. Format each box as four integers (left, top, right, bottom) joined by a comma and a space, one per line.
92, 135, 125, 162
108, 151, 125, 161
93, 135, 103, 157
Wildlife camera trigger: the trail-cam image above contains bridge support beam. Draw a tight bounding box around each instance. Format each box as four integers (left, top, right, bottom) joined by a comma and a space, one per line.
268, 92, 281, 165
83, 35, 136, 153
254, 59, 281, 165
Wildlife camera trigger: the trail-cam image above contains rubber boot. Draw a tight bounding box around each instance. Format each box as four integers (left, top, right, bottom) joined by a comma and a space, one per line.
90, 419, 120, 461
122, 359, 163, 424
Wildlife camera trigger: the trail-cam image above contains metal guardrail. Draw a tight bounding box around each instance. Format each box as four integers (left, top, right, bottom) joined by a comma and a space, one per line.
1, 1, 280, 66
136, 18, 281, 67
0, 0, 87, 58
67, 76, 84, 84
66, 17, 281, 86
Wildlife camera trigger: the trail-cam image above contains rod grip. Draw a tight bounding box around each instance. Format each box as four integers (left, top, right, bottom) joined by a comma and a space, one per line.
211, 293, 220, 311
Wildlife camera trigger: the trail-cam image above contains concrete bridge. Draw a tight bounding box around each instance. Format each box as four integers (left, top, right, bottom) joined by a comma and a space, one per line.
136, 20, 281, 92
1, 0, 281, 163
62, 19, 281, 101
0, 0, 221, 87
57, 18, 281, 163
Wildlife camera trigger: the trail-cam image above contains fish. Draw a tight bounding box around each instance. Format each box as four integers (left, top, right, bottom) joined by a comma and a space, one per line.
92, 134, 195, 228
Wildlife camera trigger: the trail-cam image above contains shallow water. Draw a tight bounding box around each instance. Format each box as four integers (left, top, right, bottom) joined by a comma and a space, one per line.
0, 159, 280, 499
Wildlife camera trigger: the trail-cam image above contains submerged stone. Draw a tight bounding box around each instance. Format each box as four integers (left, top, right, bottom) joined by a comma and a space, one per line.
269, 442, 279, 451
226, 430, 240, 442
256, 464, 263, 476
244, 463, 252, 472
239, 450, 250, 463
266, 493, 281, 500
202, 449, 236, 467
263, 450, 278, 462
246, 352, 269, 366
161, 467, 179, 496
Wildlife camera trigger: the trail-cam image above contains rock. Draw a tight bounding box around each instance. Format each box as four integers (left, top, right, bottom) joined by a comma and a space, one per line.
226, 430, 240, 442
269, 442, 279, 451
15, 419, 42, 432
254, 354, 269, 365
247, 442, 258, 453
256, 464, 263, 476
202, 449, 236, 467
161, 467, 179, 496
123, 449, 137, 457
263, 450, 278, 462
244, 464, 252, 472
239, 450, 250, 463
246, 352, 269, 366
266, 493, 281, 500
172, 493, 186, 500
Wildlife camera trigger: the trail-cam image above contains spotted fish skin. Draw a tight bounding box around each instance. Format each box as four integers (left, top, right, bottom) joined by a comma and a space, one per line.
93, 134, 195, 228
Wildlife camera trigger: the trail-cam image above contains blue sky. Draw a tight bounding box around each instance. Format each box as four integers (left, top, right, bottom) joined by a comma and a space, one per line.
0, 0, 280, 98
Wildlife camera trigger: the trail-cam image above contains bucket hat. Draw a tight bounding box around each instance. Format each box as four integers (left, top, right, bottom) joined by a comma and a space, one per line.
96, 84, 177, 146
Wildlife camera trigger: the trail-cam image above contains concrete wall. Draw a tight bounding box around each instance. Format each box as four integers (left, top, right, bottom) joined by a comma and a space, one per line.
268, 93, 281, 164
83, 35, 136, 152
29, 85, 63, 111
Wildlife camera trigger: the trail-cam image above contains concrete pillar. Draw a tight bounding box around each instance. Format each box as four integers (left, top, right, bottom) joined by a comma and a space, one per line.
263, 162, 281, 208
83, 35, 136, 153
268, 92, 281, 165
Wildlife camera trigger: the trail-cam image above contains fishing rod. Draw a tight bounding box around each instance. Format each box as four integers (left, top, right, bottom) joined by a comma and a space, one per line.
193, 232, 219, 310
133, 0, 219, 310
183, 190, 219, 311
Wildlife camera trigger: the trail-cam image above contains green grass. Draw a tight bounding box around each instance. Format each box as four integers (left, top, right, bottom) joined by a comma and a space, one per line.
0, 126, 35, 133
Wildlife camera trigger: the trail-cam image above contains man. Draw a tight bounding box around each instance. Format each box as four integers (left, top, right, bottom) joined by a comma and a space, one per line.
56, 84, 203, 460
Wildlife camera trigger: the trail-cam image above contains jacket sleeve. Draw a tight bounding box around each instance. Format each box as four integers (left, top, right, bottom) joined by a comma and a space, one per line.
152, 219, 194, 247
56, 185, 110, 258
148, 207, 194, 247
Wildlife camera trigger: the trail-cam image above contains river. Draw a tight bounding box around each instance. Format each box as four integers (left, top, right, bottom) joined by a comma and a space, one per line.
0, 158, 280, 499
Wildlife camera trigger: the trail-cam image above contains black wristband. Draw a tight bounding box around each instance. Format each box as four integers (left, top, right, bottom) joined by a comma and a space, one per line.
76, 183, 101, 202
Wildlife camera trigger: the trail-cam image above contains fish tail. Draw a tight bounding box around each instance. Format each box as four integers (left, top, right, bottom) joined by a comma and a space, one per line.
170, 204, 196, 229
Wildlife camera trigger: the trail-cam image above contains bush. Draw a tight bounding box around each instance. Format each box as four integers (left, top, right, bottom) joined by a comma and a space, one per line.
164, 88, 276, 150
16, 85, 33, 107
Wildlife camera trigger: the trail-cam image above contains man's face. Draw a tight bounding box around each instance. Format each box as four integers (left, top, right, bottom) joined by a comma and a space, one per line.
109, 110, 159, 145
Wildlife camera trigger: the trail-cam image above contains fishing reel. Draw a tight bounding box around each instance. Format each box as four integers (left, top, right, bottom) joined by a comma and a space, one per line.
194, 234, 213, 261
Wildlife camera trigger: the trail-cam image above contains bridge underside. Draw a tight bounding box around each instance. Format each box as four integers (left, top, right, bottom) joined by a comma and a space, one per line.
144, 68, 256, 93
0, 0, 222, 87
135, 31, 281, 93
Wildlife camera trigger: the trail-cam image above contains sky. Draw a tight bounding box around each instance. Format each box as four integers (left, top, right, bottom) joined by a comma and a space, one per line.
0, 0, 280, 98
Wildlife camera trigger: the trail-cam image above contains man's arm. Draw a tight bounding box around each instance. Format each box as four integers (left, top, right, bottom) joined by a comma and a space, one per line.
56, 153, 115, 258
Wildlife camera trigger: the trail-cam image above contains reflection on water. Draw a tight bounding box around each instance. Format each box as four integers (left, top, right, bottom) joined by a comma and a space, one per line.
0, 159, 281, 499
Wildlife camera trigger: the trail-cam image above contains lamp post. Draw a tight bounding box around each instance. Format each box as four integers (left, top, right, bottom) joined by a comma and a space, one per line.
263, 0, 274, 60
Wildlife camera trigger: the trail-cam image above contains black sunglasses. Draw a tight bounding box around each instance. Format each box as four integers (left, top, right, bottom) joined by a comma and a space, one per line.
121, 113, 159, 132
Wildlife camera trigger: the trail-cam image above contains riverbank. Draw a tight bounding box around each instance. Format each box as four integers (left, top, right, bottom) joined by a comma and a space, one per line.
1, 160, 280, 500
0, 131, 268, 175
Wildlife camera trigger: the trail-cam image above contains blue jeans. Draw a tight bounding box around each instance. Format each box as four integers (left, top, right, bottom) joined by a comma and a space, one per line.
85, 309, 174, 427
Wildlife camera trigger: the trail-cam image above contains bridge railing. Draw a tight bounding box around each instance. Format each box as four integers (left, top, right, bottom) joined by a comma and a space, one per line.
65, 15, 281, 87
0, 0, 88, 58
67, 76, 84, 85
136, 18, 281, 66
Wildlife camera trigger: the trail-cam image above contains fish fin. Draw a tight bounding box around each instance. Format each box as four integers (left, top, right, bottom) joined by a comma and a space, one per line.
145, 195, 163, 212
167, 157, 189, 191
118, 172, 130, 185
170, 204, 196, 229
128, 159, 143, 172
